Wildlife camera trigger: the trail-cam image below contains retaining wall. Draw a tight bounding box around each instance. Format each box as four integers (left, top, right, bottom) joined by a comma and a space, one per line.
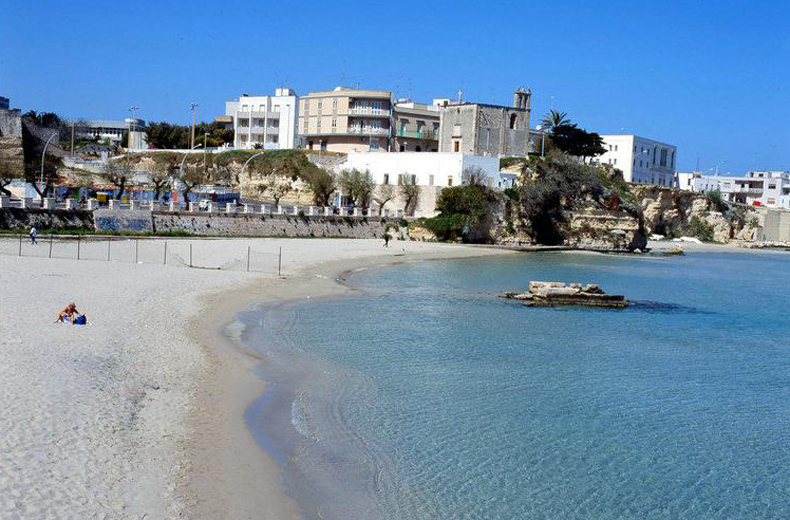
152, 212, 391, 238
0, 207, 94, 231
94, 209, 154, 233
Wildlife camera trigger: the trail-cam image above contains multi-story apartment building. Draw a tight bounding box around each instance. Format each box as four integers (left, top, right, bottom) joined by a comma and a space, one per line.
437, 88, 532, 156
683, 171, 790, 209
225, 89, 298, 150
597, 135, 677, 186
299, 87, 392, 153
392, 100, 441, 152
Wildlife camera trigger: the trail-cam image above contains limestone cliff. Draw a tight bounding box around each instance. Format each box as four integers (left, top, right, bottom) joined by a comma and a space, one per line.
633, 186, 759, 243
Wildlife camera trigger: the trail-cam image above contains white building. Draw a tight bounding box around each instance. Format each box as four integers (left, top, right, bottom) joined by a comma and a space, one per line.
225, 89, 298, 150
334, 152, 503, 217
683, 171, 790, 209
596, 135, 677, 186
338, 152, 502, 189
77, 118, 146, 148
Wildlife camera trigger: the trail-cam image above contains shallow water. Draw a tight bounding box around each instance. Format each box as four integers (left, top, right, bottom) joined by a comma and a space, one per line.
239, 251, 790, 520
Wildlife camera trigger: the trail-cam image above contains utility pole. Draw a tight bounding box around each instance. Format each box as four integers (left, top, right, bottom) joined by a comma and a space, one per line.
190, 102, 199, 150
70, 122, 75, 157
128, 106, 139, 149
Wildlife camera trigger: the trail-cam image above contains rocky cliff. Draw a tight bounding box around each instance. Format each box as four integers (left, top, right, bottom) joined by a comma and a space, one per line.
633, 186, 759, 243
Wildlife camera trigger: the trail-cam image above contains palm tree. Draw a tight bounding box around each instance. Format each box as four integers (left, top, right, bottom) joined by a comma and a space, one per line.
540, 110, 571, 134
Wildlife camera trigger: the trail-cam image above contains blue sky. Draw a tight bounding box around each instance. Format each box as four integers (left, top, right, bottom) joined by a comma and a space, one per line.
1, 0, 788, 175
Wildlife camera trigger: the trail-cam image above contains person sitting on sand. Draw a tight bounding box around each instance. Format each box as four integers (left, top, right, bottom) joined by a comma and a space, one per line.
55, 302, 80, 324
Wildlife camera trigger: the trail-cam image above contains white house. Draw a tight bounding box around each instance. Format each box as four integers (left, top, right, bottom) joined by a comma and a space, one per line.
334, 152, 503, 217
596, 135, 677, 186
225, 89, 298, 150
684, 171, 790, 209
338, 152, 502, 189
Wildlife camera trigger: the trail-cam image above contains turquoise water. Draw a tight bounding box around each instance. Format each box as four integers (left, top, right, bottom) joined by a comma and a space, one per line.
239, 251, 790, 520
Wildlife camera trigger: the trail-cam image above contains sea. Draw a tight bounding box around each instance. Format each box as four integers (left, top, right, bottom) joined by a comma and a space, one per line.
236, 250, 790, 520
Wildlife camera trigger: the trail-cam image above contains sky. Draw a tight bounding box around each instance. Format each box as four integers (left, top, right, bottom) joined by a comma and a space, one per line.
1, 0, 788, 175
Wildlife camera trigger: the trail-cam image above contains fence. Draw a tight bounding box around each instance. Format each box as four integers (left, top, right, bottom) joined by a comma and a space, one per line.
0, 235, 285, 275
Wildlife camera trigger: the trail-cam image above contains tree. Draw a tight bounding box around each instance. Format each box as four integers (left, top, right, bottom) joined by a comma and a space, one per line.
420, 184, 496, 241
304, 166, 337, 206
550, 124, 606, 162
258, 178, 293, 207
146, 160, 172, 201
25, 155, 62, 199
179, 163, 206, 205
540, 110, 571, 133
400, 176, 421, 216
461, 166, 486, 186
0, 148, 25, 197
102, 158, 134, 199
339, 168, 375, 208
517, 151, 605, 244
374, 184, 395, 213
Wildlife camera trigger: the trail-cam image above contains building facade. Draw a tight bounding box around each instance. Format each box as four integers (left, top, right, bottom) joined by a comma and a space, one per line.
597, 135, 677, 186
392, 100, 441, 152
77, 118, 146, 145
299, 87, 392, 153
336, 152, 502, 217
437, 89, 532, 157
225, 89, 298, 150
684, 171, 790, 209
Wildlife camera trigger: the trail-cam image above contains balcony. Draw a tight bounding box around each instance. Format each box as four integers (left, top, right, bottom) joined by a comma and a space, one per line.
348, 126, 390, 136
395, 130, 437, 140
348, 107, 391, 117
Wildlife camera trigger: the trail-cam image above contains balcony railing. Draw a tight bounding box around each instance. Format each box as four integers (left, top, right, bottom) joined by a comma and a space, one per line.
348, 107, 391, 117
395, 130, 437, 140
348, 126, 390, 136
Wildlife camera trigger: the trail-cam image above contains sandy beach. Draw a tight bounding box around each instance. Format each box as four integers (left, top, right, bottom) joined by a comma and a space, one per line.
0, 237, 509, 519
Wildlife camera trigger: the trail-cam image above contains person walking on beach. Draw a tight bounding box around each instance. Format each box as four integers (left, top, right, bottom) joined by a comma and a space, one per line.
383, 232, 390, 248
29, 226, 37, 245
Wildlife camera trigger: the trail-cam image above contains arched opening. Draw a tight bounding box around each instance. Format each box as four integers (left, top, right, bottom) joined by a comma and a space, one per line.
415, 146, 422, 152
509, 113, 517, 129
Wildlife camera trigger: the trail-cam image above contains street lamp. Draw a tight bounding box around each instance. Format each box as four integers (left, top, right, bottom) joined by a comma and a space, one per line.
240, 151, 266, 200
39, 131, 59, 201
127, 105, 139, 149
535, 125, 546, 157
190, 102, 199, 149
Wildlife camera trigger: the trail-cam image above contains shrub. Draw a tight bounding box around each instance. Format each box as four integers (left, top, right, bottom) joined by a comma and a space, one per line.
687, 216, 715, 242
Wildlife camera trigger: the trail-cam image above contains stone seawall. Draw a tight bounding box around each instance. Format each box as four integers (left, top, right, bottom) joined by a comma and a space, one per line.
0, 207, 94, 231
152, 212, 390, 238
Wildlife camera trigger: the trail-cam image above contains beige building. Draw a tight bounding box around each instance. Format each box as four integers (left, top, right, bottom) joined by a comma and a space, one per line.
392, 100, 442, 153
299, 87, 392, 153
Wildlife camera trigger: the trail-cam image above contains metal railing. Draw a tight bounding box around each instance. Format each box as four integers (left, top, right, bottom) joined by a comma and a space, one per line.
347, 126, 390, 136
347, 107, 390, 116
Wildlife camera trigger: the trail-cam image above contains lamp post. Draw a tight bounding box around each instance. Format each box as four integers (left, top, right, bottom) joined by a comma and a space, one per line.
535, 125, 546, 157
190, 102, 199, 150
39, 131, 59, 200
127, 105, 139, 149
240, 151, 266, 200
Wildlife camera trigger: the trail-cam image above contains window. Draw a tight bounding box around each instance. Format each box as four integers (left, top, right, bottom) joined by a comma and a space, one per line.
399, 144, 405, 152
332, 98, 338, 109
273, 105, 280, 112
242, 104, 248, 111
614, 145, 618, 152
331, 118, 337, 129
303, 99, 310, 111
509, 113, 517, 129
453, 141, 460, 152
660, 149, 668, 167
448, 176, 454, 186
383, 174, 389, 185
429, 175, 434, 186
397, 174, 404, 185
400, 119, 408, 132
613, 158, 617, 165
370, 141, 380, 150
371, 101, 382, 110
417, 121, 425, 133
317, 100, 322, 109
769, 183, 777, 189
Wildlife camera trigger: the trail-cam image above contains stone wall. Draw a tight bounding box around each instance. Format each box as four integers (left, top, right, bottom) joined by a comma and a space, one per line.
152, 212, 390, 238
94, 209, 154, 233
0, 207, 94, 231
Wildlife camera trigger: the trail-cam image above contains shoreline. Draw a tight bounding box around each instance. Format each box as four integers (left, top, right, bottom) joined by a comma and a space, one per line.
180, 241, 515, 519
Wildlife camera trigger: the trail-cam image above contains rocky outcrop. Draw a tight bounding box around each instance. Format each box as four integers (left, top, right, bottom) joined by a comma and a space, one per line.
502, 281, 628, 308
633, 186, 759, 243
565, 208, 646, 252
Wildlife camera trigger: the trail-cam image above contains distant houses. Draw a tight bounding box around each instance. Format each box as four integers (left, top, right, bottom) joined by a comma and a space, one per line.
678, 170, 790, 210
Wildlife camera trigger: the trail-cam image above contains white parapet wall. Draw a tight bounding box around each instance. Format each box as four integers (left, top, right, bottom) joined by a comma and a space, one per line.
335, 152, 504, 217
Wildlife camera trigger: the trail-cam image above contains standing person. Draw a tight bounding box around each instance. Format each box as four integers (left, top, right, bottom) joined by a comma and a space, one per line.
29, 226, 37, 245
383, 231, 390, 248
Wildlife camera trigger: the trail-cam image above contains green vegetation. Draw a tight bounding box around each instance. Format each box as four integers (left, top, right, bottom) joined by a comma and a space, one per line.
145, 121, 233, 149
516, 152, 606, 245
339, 168, 375, 208
686, 216, 715, 242
415, 184, 495, 241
